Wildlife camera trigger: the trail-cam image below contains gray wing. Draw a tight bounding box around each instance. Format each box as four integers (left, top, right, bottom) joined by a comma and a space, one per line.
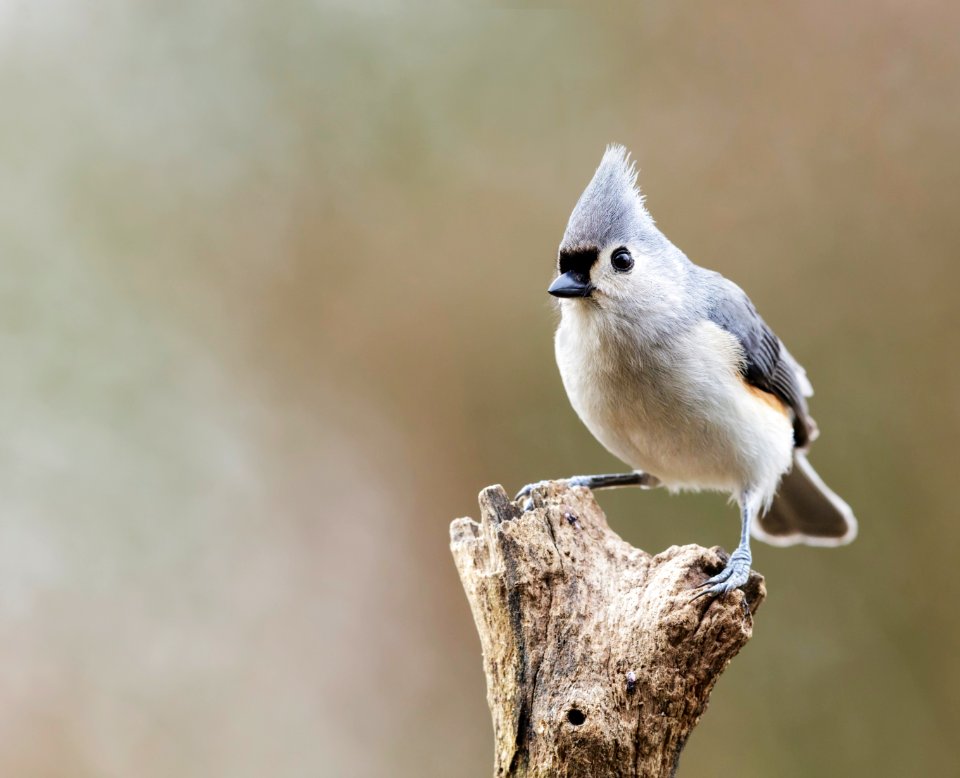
707, 282, 817, 448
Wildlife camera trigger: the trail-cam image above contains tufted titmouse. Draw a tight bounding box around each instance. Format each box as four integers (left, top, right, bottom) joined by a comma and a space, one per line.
518, 146, 857, 598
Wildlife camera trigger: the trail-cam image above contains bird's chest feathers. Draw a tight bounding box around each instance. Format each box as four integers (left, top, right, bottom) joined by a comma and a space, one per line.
555, 315, 791, 490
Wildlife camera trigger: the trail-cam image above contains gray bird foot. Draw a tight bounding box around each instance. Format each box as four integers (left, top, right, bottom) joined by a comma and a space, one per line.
515, 477, 592, 511
693, 547, 752, 600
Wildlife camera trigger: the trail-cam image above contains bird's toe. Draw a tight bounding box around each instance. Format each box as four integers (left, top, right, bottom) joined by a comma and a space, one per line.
515, 480, 550, 507
692, 551, 752, 600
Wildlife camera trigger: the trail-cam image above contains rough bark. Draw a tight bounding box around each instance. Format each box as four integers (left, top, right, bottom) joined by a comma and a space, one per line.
450, 481, 765, 778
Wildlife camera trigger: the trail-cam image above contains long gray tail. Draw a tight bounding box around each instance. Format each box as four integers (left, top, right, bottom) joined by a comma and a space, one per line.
752, 452, 858, 547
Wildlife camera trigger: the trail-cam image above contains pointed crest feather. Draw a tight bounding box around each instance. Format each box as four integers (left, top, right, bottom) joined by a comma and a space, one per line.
599, 143, 644, 203
561, 144, 659, 253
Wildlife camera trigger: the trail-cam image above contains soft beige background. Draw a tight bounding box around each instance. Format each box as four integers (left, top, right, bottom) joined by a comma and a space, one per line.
2, 1, 958, 776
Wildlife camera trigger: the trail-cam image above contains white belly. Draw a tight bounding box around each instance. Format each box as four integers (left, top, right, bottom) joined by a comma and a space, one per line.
555, 316, 794, 500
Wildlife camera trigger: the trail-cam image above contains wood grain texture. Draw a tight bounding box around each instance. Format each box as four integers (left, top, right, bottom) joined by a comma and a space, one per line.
450, 482, 765, 778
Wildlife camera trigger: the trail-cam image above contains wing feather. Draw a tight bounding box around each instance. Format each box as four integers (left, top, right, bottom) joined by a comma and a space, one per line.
708, 285, 817, 448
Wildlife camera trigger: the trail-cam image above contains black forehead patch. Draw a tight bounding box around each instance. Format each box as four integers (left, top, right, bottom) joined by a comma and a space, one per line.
558, 247, 598, 275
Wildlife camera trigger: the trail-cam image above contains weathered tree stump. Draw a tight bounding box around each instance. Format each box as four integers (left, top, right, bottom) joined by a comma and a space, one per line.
450, 482, 765, 778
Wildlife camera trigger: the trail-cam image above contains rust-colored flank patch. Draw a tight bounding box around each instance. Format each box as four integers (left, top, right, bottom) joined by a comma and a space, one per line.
742, 379, 790, 417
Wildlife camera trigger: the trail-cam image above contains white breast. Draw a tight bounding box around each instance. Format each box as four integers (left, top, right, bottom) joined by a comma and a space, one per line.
555, 312, 794, 502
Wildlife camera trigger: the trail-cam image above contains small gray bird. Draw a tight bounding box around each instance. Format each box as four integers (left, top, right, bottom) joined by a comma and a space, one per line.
518, 145, 857, 598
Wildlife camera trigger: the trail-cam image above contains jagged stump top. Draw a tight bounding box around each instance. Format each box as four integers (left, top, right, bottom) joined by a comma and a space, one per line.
450, 482, 764, 778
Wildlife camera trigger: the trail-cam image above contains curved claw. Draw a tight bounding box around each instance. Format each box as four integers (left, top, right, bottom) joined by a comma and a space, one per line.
690, 586, 719, 602
515, 480, 551, 502
515, 480, 554, 511
691, 578, 746, 601
691, 550, 752, 601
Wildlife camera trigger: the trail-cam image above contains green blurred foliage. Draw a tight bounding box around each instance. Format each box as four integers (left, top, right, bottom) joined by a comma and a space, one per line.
1, 1, 958, 776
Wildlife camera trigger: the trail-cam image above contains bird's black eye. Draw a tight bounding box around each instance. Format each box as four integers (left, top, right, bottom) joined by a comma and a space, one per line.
610, 247, 634, 272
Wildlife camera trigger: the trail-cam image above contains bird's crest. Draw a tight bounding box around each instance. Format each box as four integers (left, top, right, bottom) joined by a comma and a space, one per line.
561, 144, 657, 253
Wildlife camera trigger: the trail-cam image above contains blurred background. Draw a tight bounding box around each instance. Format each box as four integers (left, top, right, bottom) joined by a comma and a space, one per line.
1, 1, 958, 775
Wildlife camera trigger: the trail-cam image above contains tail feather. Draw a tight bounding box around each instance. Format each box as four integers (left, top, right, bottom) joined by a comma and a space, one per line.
753, 452, 858, 547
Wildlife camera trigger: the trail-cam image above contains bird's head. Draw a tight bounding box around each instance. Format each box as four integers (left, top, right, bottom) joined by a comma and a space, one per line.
550, 145, 683, 317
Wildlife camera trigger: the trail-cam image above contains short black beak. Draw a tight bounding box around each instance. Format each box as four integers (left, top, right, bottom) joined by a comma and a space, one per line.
547, 271, 593, 298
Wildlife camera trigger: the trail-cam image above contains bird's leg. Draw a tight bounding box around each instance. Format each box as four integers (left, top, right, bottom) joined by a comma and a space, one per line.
516, 471, 659, 510
693, 494, 755, 600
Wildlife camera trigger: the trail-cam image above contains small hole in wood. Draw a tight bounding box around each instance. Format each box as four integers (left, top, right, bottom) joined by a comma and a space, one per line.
567, 708, 586, 726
